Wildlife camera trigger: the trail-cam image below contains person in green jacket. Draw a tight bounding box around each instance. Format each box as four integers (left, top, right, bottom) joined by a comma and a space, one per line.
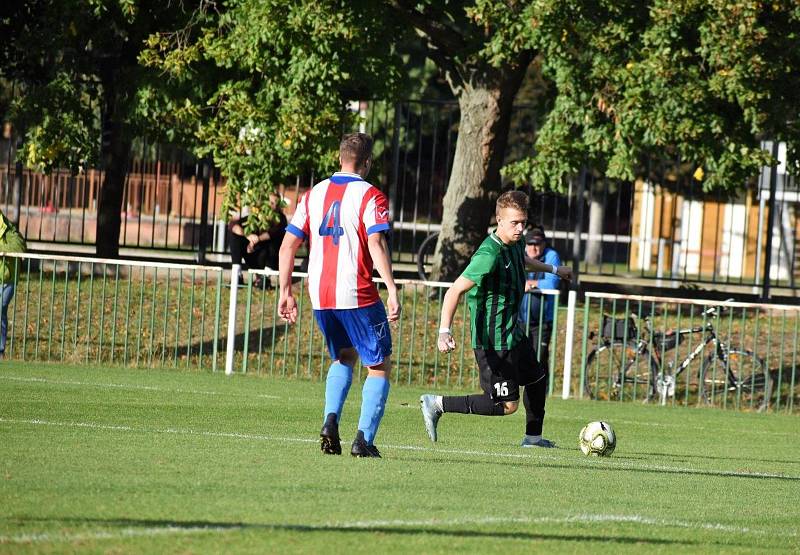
0, 210, 26, 357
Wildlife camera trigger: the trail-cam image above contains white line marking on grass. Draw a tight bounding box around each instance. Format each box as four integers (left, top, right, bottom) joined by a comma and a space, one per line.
0, 375, 280, 399
1, 417, 797, 482
5, 375, 792, 437
0, 418, 317, 445
0, 525, 241, 544
543, 414, 795, 437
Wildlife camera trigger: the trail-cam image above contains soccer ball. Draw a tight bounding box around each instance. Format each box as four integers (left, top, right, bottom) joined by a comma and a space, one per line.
579, 421, 616, 456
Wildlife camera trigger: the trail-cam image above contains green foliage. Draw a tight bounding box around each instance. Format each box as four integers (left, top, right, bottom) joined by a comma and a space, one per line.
506, 0, 800, 192
11, 73, 99, 172
8, 0, 800, 233
2, 0, 197, 170
142, 0, 403, 230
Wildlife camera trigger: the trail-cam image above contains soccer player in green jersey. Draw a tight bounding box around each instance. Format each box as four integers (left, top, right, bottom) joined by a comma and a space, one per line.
420, 190, 572, 447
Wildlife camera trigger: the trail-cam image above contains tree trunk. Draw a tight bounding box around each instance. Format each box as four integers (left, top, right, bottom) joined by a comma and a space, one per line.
585, 186, 605, 265
96, 76, 132, 259
431, 65, 530, 281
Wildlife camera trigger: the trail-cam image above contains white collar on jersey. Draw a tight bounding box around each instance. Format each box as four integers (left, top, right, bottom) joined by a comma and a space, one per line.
332, 171, 364, 180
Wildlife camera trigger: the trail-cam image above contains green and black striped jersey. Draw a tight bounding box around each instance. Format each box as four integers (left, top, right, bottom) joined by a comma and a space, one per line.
461, 232, 526, 350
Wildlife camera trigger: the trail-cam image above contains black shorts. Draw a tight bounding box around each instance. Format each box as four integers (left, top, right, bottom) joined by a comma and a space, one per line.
475, 335, 546, 402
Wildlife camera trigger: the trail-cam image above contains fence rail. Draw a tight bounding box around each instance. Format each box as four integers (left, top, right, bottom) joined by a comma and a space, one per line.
574, 292, 798, 412
1, 252, 797, 412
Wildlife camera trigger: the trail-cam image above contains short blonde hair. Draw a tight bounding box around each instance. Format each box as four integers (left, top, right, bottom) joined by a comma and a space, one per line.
339, 133, 373, 167
496, 190, 529, 217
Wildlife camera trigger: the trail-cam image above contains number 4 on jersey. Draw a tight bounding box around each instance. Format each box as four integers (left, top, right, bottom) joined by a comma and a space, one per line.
319, 201, 344, 245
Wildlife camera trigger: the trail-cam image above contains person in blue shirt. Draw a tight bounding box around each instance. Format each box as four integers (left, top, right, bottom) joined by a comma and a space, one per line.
518, 226, 561, 369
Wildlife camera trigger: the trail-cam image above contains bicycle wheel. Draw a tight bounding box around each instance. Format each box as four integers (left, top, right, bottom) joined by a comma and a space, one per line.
699, 349, 771, 411
621, 350, 658, 402
416, 231, 439, 281
583, 343, 653, 400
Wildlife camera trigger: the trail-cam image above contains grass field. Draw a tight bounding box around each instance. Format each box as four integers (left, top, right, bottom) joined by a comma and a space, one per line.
1, 362, 799, 553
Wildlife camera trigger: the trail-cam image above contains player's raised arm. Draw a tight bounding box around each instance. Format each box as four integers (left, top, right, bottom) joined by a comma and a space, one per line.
437, 276, 475, 353
525, 255, 572, 282
367, 232, 401, 321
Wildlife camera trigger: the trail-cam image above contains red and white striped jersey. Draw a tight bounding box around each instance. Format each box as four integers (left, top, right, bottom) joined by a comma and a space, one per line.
286, 172, 390, 310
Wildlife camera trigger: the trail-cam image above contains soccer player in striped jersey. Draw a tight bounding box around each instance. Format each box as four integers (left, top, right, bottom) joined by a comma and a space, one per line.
420, 191, 572, 447
278, 133, 401, 458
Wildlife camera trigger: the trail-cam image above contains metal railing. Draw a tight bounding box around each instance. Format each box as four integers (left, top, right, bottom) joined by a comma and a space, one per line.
574, 292, 799, 412
2, 252, 798, 412
0, 252, 225, 369
0, 252, 560, 389
229, 268, 561, 395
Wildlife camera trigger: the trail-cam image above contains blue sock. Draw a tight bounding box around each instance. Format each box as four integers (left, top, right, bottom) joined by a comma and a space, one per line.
323, 362, 352, 423
358, 376, 390, 444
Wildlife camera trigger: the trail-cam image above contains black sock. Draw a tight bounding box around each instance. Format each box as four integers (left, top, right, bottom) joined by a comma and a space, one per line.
442, 394, 505, 416
523, 377, 548, 436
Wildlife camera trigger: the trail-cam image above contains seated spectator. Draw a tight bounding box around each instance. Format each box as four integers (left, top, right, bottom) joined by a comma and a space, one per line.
229, 193, 287, 288
518, 226, 561, 367
0, 210, 26, 358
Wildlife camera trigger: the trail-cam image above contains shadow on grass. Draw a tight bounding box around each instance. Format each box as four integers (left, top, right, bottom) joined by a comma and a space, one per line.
9, 516, 737, 548
396, 454, 800, 482
623, 450, 800, 467
183, 324, 290, 361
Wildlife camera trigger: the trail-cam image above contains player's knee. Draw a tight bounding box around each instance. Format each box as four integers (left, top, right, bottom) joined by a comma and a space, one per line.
367, 357, 391, 379
503, 400, 519, 415
336, 348, 358, 368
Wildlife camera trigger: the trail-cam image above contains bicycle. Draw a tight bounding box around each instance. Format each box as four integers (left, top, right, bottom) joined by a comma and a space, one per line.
582, 303, 772, 411
416, 230, 439, 281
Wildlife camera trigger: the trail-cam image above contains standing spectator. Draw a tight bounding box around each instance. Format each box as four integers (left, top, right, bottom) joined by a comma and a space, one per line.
0, 210, 26, 358
278, 133, 401, 458
518, 226, 561, 369
229, 192, 287, 288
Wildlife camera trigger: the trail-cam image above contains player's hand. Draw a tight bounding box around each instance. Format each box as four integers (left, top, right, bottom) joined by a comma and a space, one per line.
278, 293, 298, 324
247, 233, 260, 245
437, 332, 456, 353
556, 265, 572, 282
386, 290, 401, 322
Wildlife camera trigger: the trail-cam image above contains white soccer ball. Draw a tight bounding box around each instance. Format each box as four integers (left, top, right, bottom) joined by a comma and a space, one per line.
579, 421, 616, 456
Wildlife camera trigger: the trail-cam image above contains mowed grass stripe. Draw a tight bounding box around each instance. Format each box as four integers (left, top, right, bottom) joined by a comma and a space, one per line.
2, 417, 798, 482
0, 375, 281, 399
2, 370, 795, 437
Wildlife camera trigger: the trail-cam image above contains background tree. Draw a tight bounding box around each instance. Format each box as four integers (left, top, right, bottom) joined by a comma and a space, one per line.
157, 1, 800, 281
506, 0, 800, 228
507, 1, 800, 268
1, 0, 197, 258
146, 0, 540, 279
141, 0, 403, 231
8, 0, 799, 272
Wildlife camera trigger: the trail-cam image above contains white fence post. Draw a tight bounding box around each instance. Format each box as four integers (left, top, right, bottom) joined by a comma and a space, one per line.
225, 264, 240, 376
562, 289, 577, 400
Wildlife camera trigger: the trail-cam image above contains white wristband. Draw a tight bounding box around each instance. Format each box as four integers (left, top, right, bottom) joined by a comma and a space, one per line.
550, 264, 557, 274
438, 327, 451, 334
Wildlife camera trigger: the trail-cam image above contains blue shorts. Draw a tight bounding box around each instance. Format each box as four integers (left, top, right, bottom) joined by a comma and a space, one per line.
313, 302, 392, 367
